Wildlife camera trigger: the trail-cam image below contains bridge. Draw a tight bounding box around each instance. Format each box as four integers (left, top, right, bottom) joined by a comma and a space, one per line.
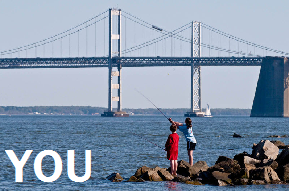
1, 8, 288, 117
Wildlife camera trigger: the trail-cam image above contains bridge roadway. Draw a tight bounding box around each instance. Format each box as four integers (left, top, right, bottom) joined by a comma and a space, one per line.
0, 57, 263, 69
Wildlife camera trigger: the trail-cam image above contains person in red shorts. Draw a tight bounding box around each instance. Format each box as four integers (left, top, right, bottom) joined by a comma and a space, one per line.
165, 124, 179, 176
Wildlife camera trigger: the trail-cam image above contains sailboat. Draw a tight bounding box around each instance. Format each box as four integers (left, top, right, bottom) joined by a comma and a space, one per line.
204, 104, 212, 117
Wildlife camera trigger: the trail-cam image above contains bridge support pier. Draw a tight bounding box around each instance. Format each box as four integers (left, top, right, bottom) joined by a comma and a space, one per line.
251, 57, 289, 117
101, 8, 128, 117
185, 21, 205, 117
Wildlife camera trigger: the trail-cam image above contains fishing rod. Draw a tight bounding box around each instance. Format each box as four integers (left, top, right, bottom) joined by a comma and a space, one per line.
135, 89, 170, 121
131, 132, 165, 151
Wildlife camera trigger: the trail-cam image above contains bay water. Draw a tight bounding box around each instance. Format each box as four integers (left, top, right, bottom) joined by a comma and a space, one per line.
1, 115, 289, 190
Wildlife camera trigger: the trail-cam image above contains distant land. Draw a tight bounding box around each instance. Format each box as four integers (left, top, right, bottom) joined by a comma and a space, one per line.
0, 106, 251, 116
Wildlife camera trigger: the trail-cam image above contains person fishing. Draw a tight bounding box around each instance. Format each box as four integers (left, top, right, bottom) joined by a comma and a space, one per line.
168, 117, 196, 166
165, 124, 179, 176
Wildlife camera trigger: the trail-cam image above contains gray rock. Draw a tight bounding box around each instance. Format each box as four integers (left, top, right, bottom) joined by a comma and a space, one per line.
251, 140, 279, 160
106, 173, 123, 182
173, 174, 191, 183
177, 160, 191, 177
190, 161, 209, 178
233, 133, 242, 138
244, 156, 261, 166
271, 140, 286, 149
249, 166, 280, 183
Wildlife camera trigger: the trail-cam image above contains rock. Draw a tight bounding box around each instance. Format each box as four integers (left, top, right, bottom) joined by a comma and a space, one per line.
276, 146, 289, 167
215, 156, 232, 164
177, 160, 191, 177
190, 161, 209, 179
217, 180, 228, 186
233, 152, 251, 167
251, 180, 266, 185
157, 168, 174, 181
185, 180, 202, 185
257, 159, 278, 170
173, 174, 191, 183
271, 140, 286, 149
244, 163, 256, 178
268, 135, 281, 138
141, 170, 163, 181
276, 163, 289, 182
233, 133, 242, 138
244, 156, 261, 166
234, 178, 249, 185
249, 166, 280, 183
134, 166, 151, 178
251, 140, 279, 160
209, 158, 241, 174
198, 171, 214, 184
106, 173, 124, 182
211, 171, 232, 184
128, 176, 138, 182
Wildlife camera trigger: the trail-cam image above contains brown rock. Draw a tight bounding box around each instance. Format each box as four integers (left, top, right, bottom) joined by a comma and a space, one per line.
185, 180, 202, 185
128, 176, 138, 182
177, 160, 191, 177
209, 159, 241, 174
251, 180, 266, 185
173, 175, 191, 183
106, 173, 124, 182
233, 152, 251, 167
211, 171, 232, 184
217, 180, 228, 186
142, 170, 162, 181
244, 163, 256, 178
189, 161, 209, 178
252, 140, 279, 160
134, 166, 151, 178
158, 168, 174, 181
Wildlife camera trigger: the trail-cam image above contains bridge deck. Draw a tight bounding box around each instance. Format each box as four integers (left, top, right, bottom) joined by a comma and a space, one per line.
0, 57, 263, 69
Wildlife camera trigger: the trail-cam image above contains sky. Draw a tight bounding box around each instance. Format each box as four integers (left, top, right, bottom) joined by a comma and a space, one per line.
0, 0, 288, 109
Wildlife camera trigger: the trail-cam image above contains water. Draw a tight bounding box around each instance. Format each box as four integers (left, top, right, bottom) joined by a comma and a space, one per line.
1, 115, 289, 190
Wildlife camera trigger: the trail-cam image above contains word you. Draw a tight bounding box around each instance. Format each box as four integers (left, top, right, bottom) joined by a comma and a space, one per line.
5, 150, 91, 182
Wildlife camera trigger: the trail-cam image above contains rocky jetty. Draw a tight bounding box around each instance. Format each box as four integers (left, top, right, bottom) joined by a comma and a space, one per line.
107, 140, 289, 186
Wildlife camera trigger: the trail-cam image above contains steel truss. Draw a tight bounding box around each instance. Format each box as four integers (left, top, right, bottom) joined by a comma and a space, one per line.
0, 57, 262, 69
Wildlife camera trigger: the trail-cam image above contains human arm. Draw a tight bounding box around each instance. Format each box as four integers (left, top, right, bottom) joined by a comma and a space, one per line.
168, 118, 183, 127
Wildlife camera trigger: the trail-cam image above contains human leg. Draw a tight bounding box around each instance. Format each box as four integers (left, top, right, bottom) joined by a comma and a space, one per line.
188, 150, 193, 166
173, 160, 178, 175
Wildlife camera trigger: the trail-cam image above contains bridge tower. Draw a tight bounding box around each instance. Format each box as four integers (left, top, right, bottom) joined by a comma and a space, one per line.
101, 8, 129, 117
185, 21, 205, 117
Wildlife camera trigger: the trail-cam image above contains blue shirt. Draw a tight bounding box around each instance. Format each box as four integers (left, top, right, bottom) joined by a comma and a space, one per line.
178, 124, 196, 143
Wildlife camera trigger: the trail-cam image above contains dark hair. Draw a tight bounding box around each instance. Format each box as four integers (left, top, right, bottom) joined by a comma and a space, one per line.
185, 118, 192, 129
170, 124, 177, 132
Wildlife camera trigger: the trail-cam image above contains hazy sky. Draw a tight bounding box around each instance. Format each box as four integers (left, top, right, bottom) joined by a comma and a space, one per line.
0, 0, 288, 109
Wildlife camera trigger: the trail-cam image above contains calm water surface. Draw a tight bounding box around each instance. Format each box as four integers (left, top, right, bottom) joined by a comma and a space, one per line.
1, 115, 289, 190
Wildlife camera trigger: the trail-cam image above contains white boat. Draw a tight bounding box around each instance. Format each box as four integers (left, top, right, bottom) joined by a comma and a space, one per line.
204, 104, 212, 117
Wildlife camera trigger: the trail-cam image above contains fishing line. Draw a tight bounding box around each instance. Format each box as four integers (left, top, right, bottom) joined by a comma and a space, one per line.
135, 89, 170, 121
131, 132, 165, 151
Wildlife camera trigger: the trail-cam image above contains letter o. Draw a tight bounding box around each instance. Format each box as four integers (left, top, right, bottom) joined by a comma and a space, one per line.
34, 150, 62, 182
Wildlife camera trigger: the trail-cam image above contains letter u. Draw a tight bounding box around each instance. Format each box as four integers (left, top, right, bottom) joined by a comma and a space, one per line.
67, 150, 91, 182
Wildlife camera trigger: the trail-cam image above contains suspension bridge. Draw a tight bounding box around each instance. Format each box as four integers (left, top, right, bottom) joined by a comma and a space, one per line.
1, 8, 288, 117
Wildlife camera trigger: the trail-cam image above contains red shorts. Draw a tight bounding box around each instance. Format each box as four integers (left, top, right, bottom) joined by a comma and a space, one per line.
167, 150, 178, 160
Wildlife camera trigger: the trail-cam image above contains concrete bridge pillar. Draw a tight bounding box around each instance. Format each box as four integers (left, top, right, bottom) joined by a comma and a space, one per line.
251, 57, 289, 117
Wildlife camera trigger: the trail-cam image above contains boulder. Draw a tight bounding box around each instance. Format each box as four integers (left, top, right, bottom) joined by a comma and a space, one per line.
190, 161, 209, 179
244, 163, 256, 178
276, 146, 289, 167
250, 180, 266, 185
251, 140, 279, 160
211, 171, 232, 184
244, 156, 261, 166
185, 180, 203, 185
141, 170, 162, 181
249, 166, 280, 184
106, 173, 124, 182
277, 163, 289, 182
234, 178, 249, 185
134, 166, 151, 178
233, 133, 242, 138
233, 152, 251, 167
173, 174, 191, 183
209, 158, 241, 174
177, 160, 191, 177
215, 156, 232, 164
157, 168, 174, 181
257, 159, 278, 170
271, 140, 286, 149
